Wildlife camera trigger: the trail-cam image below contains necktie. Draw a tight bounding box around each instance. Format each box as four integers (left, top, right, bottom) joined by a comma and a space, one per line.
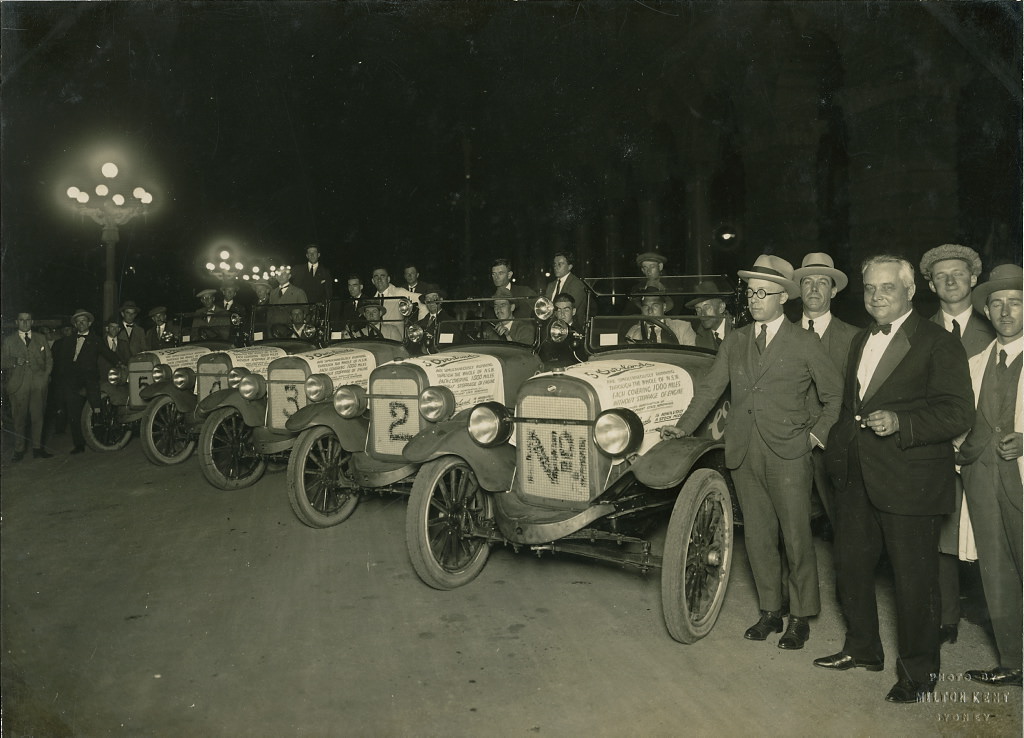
74, 334, 87, 361
654, 326, 662, 343
807, 319, 815, 336
755, 323, 767, 354
22, 332, 30, 347
713, 331, 722, 348
996, 349, 1008, 376
951, 319, 961, 339
310, 264, 315, 276
870, 323, 892, 335
110, 337, 117, 351
554, 278, 562, 298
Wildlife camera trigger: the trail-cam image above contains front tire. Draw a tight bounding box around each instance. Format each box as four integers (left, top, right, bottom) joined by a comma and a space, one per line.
198, 406, 266, 490
81, 396, 133, 452
287, 426, 359, 528
662, 468, 734, 644
141, 395, 196, 465
405, 455, 493, 589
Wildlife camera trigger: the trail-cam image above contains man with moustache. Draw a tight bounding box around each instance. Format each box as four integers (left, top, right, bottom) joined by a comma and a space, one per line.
1, 312, 53, 460
957, 264, 1023, 688
815, 255, 973, 704
685, 279, 733, 350
145, 306, 175, 348
661, 255, 842, 651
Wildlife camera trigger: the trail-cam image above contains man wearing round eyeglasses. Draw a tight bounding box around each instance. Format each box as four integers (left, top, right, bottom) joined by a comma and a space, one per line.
661, 254, 842, 653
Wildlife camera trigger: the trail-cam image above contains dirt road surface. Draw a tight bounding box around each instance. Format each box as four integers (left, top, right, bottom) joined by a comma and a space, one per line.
3, 436, 1021, 736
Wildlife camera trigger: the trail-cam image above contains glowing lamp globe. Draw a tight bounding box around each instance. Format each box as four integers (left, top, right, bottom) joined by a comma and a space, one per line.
101, 162, 118, 178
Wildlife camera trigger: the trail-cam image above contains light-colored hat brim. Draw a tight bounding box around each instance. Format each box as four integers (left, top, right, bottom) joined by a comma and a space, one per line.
792, 266, 848, 292
737, 270, 800, 299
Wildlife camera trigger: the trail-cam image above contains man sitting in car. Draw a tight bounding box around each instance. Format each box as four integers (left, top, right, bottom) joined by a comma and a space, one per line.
482, 287, 536, 345
346, 299, 403, 341
625, 286, 696, 345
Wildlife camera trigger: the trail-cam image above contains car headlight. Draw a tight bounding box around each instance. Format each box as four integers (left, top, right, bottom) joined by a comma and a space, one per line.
406, 324, 424, 344
301, 324, 318, 339
305, 373, 334, 403
152, 363, 172, 383
397, 297, 413, 318
468, 402, 513, 447
547, 319, 570, 343
230, 313, 243, 326
227, 367, 250, 389
238, 374, 267, 401
593, 409, 644, 457
333, 385, 367, 418
534, 296, 554, 321
419, 386, 456, 423
108, 366, 127, 385
172, 367, 196, 391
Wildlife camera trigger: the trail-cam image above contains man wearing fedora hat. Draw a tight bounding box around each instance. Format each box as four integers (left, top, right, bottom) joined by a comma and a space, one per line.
625, 286, 696, 345
628, 251, 682, 315
1, 311, 54, 461
685, 279, 733, 350
52, 309, 119, 454
115, 300, 148, 362
347, 299, 403, 342
661, 254, 842, 651
416, 288, 458, 347
483, 287, 537, 345
956, 264, 1023, 688
145, 306, 176, 348
793, 253, 860, 526
919, 244, 997, 646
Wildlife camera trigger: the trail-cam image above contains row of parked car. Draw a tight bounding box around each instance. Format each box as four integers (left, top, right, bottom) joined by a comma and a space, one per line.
84, 278, 739, 644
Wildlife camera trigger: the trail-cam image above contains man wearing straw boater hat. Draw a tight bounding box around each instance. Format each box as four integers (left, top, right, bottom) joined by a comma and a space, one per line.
661, 254, 842, 651
793, 253, 859, 526
957, 263, 1023, 688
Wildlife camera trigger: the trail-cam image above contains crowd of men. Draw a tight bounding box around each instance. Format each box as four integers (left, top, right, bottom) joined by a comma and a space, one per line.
3, 240, 1021, 706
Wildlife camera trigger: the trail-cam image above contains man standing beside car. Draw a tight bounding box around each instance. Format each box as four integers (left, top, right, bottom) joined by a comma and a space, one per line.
1, 311, 53, 461
660, 255, 842, 652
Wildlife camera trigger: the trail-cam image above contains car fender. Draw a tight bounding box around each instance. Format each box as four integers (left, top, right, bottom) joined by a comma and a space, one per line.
286, 403, 369, 453
629, 436, 724, 490
198, 388, 267, 426
139, 383, 198, 413
404, 422, 515, 492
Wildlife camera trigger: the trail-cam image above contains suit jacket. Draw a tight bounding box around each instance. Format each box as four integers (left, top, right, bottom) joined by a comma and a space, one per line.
115, 323, 148, 363
291, 264, 333, 304
545, 273, 588, 322
625, 318, 696, 345
146, 321, 179, 349
931, 309, 996, 360
676, 318, 843, 468
693, 319, 732, 351
825, 311, 974, 515
53, 332, 119, 391
482, 319, 536, 346
1, 331, 52, 395
961, 340, 1024, 485
269, 284, 308, 305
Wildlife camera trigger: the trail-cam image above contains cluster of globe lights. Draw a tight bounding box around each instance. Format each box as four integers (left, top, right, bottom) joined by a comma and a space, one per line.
65, 162, 153, 206
205, 251, 290, 282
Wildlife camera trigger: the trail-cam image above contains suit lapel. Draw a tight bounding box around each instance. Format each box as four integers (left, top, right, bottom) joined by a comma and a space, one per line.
861, 320, 914, 404
752, 321, 786, 381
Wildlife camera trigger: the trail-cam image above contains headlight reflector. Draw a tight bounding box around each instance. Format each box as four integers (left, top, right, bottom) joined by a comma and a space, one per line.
333, 385, 367, 418
468, 402, 513, 447
548, 319, 570, 343
108, 366, 127, 385
305, 373, 334, 403
238, 374, 267, 401
593, 409, 644, 457
227, 367, 250, 389
152, 363, 172, 383
406, 324, 424, 344
172, 367, 196, 391
419, 386, 456, 423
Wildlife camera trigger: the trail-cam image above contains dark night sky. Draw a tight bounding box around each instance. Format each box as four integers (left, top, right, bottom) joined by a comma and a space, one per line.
1, 1, 1020, 322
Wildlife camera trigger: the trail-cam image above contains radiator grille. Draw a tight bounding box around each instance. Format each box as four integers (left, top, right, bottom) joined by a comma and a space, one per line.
128, 359, 156, 407
197, 360, 231, 400
517, 395, 591, 503
267, 368, 307, 430
370, 377, 421, 457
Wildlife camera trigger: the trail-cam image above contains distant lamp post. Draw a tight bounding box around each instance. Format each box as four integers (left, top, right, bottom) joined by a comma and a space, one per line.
66, 162, 153, 320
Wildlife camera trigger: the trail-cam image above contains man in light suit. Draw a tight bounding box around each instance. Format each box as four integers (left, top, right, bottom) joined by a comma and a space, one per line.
957, 264, 1023, 688
815, 255, 974, 704
685, 279, 733, 350
919, 244, 997, 645
370, 267, 414, 332
2, 312, 53, 460
544, 252, 588, 329
661, 255, 842, 651
625, 288, 696, 345
793, 253, 860, 525
115, 300, 148, 362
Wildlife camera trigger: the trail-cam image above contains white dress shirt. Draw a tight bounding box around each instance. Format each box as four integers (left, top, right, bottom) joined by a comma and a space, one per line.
755, 313, 787, 349
857, 309, 913, 399
940, 305, 974, 335
801, 311, 833, 336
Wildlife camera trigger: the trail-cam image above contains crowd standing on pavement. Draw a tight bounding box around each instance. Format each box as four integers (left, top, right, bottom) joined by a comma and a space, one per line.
3, 241, 1021, 705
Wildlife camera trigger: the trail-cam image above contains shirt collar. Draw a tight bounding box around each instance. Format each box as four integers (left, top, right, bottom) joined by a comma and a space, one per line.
802, 311, 832, 333
941, 306, 974, 332
757, 313, 787, 342
997, 336, 1023, 363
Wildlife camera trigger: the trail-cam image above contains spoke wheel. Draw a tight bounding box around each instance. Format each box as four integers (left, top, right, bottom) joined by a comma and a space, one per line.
141, 395, 196, 465
662, 468, 734, 644
287, 426, 359, 528
81, 396, 133, 452
198, 406, 266, 490
405, 455, 492, 589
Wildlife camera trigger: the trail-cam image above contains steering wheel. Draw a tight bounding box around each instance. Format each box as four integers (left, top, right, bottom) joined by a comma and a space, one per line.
633, 317, 680, 345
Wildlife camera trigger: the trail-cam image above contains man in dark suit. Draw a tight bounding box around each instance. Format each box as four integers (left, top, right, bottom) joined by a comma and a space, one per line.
544, 251, 588, 329
919, 244, 997, 645
145, 306, 176, 349
52, 309, 119, 454
686, 279, 733, 350
1, 311, 53, 460
490, 258, 537, 316
290, 244, 333, 305
815, 255, 974, 704
792, 253, 860, 524
958, 264, 1023, 687
416, 288, 459, 350
483, 287, 537, 345
115, 300, 148, 361
661, 255, 842, 651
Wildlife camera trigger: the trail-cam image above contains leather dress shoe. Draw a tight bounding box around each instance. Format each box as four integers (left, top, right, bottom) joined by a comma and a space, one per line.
939, 624, 958, 645
885, 677, 936, 704
778, 616, 810, 650
813, 651, 884, 672
744, 610, 784, 641
70, 446, 85, 455
33, 448, 53, 459
11, 450, 25, 463
964, 667, 1023, 686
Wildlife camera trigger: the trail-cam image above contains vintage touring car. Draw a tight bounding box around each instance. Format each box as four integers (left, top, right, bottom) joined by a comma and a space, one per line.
402, 277, 741, 644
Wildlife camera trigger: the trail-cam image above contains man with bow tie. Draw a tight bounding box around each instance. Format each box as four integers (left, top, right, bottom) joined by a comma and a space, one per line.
2, 312, 53, 461
815, 255, 974, 704
114, 300, 148, 362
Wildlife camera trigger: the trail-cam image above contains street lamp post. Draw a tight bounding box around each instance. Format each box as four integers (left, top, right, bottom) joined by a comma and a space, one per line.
66, 162, 153, 321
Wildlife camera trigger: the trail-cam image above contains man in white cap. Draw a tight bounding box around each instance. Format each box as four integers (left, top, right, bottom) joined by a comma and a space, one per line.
919, 243, 996, 646
958, 264, 1023, 688
661, 254, 842, 651
793, 253, 860, 525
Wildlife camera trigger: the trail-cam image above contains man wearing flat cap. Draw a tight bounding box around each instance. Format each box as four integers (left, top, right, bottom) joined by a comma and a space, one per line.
115, 300, 148, 362
628, 251, 682, 315
957, 264, 1023, 688
662, 254, 842, 652
793, 253, 860, 525
686, 279, 734, 350
919, 243, 997, 646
